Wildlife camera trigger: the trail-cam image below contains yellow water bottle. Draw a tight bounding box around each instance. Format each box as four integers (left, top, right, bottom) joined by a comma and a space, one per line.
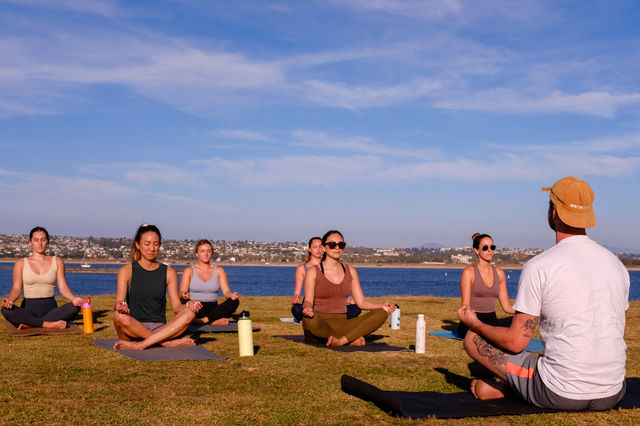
238, 310, 254, 357
82, 297, 94, 334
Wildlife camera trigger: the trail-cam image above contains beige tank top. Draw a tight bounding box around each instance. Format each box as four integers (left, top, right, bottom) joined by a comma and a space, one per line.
22, 256, 57, 298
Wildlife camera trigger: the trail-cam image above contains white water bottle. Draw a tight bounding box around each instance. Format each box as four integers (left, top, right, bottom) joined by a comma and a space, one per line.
390, 304, 400, 329
238, 310, 254, 357
415, 314, 426, 354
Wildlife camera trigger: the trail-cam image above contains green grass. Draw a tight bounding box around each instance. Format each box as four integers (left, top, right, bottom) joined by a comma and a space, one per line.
1, 296, 640, 425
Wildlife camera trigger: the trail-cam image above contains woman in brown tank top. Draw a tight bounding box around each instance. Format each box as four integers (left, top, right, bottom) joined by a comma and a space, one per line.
301, 230, 396, 346
457, 233, 514, 338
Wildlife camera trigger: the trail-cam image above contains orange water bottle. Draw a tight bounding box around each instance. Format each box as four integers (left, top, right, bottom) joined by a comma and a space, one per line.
82, 297, 94, 334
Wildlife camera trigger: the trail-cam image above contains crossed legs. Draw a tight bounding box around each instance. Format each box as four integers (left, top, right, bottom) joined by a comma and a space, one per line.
463, 329, 512, 399
113, 308, 196, 350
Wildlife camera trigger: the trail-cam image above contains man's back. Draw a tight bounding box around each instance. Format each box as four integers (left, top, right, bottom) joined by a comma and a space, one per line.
514, 235, 629, 400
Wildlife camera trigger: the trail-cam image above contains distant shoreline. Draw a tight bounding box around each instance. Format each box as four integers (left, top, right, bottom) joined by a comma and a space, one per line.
1, 257, 638, 271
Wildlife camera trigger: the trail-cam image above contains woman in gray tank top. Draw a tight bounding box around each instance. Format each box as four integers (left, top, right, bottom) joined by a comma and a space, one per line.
179, 239, 240, 325
457, 233, 514, 338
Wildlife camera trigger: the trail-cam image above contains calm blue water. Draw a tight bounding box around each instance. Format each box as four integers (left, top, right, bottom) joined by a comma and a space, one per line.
1, 263, 639, 300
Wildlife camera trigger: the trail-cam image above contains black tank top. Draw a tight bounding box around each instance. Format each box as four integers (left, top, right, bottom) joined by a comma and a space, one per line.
126, 262, 167, 323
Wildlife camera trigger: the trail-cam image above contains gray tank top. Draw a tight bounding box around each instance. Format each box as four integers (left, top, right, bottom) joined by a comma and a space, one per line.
189, 265, 220, 302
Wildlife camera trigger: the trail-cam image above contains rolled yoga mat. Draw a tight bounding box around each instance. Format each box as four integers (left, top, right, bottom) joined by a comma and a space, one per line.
341, 375, 640, 419
93, 338, 227, 361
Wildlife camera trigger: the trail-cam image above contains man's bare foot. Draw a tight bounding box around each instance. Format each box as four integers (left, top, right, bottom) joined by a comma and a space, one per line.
114, 339, 143, 350
327, 336, 348, 346
471, 379, 507, 400
211, 318, 230, 325
161, 337, 196, 347
17, 324, 33, 330
42, 320, 67, 329
348, 336, 366, 346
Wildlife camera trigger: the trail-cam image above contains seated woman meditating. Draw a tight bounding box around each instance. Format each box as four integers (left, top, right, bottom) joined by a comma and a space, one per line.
179, 239, 240, 325
1, 226, 84, 329
302, 230, 396, 346
457, 232, 514, 338
291, 236, 361, 322
113, 224, 198, 350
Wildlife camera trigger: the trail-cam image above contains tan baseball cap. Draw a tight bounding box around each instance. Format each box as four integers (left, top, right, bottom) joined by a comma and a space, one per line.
542, 176, 596, 228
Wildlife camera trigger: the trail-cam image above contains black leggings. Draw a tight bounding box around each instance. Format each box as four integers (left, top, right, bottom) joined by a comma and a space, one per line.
1, 297, 80, 327
457, 311, 512, 338
182, 298, 239, 322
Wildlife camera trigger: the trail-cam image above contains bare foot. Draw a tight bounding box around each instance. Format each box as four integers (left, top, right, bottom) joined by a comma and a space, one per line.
348, 336, 366, 346
161, 337, 196, 347
211, 318, 230, 325
114, 339, 144, 350
327, 336, 348, 346
42, 320, 67, 329
471, 379, 507, 400
17, 324, 33, 330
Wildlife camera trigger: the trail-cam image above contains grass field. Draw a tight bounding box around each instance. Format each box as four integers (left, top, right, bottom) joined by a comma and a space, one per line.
1, 295, 639, 425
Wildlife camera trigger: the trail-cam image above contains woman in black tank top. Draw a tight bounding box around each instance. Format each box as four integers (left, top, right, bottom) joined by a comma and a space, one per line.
112, 224, 201, 350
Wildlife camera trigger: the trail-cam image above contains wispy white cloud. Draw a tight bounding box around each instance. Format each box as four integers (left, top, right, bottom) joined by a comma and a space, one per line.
332, 0, 462, 20
300, 79, 441, 109
81, 162, 203, 188
291, 130, 440, 159
434, 89, 640, 117
194, 154, 382, 187
210, 129, 274, 142
3, 0, 119, 17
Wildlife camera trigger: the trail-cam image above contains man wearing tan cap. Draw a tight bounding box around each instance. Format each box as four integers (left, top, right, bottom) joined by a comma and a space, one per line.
458, 176, 629, 410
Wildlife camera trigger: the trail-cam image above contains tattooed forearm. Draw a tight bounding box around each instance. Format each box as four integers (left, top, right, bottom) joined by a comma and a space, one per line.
473, 334, 508, 367
521, 318, 539, 338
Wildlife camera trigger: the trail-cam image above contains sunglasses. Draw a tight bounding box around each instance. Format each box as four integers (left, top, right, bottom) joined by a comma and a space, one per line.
481, 245, 496, 252
325, 241, 347, 249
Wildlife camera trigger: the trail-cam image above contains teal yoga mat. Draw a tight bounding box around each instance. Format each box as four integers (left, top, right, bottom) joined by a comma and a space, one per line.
428, 330, 544, 352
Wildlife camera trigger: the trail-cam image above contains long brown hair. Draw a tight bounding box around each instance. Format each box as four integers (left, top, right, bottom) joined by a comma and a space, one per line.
130, 224, 162, 262
305, 237, 322, 262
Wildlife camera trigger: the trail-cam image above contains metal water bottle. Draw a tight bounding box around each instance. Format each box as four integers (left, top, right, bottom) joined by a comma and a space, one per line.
415, 314, 426, 354
238, 310, 254, 357
390, 304, 401, 329
82, 297, 94, 334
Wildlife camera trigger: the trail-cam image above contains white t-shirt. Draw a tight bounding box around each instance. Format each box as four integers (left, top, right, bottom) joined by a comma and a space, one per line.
513, 235, 629, 400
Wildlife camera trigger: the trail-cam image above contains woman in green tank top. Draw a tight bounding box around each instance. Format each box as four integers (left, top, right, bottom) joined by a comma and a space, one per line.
112, 224, 201, 350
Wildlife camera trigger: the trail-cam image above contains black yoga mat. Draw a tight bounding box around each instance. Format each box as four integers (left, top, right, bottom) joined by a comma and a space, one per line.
94, 338, 227, 361
5, 319, 82, 337
273, 335, 410, 353
341, 375, 640, 419
187, 323, 260, 333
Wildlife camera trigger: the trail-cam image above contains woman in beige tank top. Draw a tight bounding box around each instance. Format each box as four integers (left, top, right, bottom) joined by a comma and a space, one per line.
1, 227, 85, 329
458, 233, 514, 338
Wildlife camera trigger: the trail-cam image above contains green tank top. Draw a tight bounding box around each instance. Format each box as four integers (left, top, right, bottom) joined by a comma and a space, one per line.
126, 262, 167, 323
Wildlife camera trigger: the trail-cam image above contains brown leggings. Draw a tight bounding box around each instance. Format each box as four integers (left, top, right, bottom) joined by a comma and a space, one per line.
302, 308, 388, 344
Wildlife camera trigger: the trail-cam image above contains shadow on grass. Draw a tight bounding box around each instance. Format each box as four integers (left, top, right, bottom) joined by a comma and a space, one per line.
434, 367, 472, 391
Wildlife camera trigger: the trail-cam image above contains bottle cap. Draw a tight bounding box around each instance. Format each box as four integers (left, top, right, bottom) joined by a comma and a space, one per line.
239, 310, 250, 319
418, 314, 424, 319
82, 302, 91, 308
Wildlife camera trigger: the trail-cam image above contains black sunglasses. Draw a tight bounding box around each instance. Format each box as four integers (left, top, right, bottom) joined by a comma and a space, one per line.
325, 241, 347, 249
481, 245, 496, 252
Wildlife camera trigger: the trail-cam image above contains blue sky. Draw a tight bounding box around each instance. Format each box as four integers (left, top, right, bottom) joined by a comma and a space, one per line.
1, 0, 640, 251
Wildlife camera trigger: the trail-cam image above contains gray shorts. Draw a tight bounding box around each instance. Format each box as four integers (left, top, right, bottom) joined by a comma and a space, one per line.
506, 351, 626, 410
142, 322, 165, 332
